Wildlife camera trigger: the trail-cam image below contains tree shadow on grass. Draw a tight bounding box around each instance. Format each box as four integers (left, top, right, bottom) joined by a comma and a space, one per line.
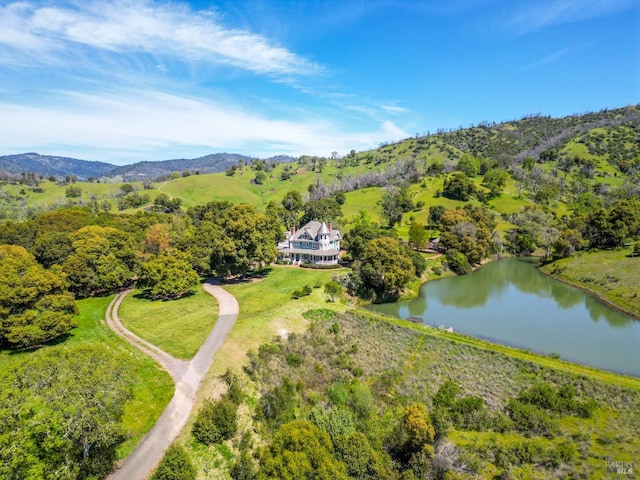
132, 289, 195, 302
4, 333, 73, 355
215, 267, 273, 285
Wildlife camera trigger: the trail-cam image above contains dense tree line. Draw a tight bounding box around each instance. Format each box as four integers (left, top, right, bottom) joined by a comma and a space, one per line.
0, 202, 281, 348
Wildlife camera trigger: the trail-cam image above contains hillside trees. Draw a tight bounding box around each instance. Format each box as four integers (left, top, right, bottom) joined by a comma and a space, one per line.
153, 193, 182, 214
0, 245, 77, 348
481, 168, 509, 198
438, 205, 498, 267
456, 154, 481, 177
506, 206, 558, 256
443, 172, 476, 201
380, 185, 414, 227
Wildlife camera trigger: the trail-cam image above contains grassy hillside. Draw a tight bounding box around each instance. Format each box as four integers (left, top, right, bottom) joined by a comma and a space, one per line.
540, 248, 640, 318
3, 105, 638, 232
185, 306, 640, 479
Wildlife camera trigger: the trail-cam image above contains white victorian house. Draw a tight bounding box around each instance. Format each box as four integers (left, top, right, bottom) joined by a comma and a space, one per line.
277, 221, 341, 265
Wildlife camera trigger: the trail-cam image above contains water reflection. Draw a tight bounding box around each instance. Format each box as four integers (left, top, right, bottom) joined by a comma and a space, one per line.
367, 258, 640, 377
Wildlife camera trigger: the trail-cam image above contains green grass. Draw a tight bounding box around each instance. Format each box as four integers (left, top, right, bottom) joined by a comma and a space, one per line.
157, 174, 263, 209
540, 248, 640, 319
119, 282, 219, 360
0, 295, 174, 460
341, 187, 384, 222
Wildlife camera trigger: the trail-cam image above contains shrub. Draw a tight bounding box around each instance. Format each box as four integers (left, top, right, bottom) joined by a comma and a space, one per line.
433, 379, 460, 409
292, 285, 313, 299
261, 378, 297, 425
151, 444, 196, 480
506, 399, 558, 437
192, 398, 238, 444
230, 451, 256, 480
327, 382, 348, 406
303, 309, 337, 321
221, 370, 244, 405
286, 352, 303, 367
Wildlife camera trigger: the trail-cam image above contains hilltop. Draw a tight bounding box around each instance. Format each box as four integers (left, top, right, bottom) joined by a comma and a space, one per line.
0, 152, 296, 182
2, 105, 638, 184
1, 104, 638, 225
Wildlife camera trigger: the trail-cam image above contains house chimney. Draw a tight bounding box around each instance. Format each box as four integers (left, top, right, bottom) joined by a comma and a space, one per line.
328, 222, 332, 234
291, 225, 296, 236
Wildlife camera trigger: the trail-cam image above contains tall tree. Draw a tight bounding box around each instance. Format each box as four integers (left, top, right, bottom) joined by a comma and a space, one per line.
408, 221, 428, 251
379, 186, 413, 227
138, 251, 199, 299
301, 198, 342, 225
0, 346, 133, 478
353, 237, 414, 300
62, 226, 137, 296
0, 245, 77, 348
213, 204, 279, 277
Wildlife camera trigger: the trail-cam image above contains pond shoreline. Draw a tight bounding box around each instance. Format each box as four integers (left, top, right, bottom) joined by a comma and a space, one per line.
402, 253, 640, 322
537, 263, 640, 322
368, 257, 640, 378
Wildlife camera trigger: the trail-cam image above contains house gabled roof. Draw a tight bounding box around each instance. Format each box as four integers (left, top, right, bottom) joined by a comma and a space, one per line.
291, 221, 340, 241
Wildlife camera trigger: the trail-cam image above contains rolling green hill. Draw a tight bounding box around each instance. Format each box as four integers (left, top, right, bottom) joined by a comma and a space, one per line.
2, 105, 638, 232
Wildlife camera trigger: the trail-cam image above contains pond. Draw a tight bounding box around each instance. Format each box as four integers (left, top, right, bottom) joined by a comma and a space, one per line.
367, 257, 640, 377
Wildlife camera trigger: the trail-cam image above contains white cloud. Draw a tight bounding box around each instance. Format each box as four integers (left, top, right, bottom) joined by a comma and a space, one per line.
506, 0, 637, 35
0, 89, 407, 163
0, 0, 318, 76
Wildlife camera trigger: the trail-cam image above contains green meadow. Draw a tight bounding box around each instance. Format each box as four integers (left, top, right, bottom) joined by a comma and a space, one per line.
119, 282, 219, 360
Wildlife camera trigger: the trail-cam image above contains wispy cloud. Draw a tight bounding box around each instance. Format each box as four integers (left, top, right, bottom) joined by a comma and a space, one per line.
0, 0, 319, 76
524, 47, 571, 69
506, 0, 638, 35
0, 88, 408, 162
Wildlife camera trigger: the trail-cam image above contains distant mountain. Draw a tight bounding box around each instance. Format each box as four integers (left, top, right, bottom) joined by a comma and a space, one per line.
106, 153, 254, 181
0, 152, 298, 181
0, 153, 116, 180
107, 153, 298, 181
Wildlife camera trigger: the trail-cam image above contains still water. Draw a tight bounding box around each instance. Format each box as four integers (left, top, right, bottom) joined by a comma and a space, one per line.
367, 258, 640, 377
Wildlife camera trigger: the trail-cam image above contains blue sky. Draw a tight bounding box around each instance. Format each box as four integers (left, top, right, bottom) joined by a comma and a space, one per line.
0, 0, 638, 165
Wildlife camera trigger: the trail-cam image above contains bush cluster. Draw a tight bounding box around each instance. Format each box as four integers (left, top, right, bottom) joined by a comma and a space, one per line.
192, 371, 243, 445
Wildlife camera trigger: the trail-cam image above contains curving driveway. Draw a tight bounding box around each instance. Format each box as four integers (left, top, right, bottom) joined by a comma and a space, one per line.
106, 280, 239, 480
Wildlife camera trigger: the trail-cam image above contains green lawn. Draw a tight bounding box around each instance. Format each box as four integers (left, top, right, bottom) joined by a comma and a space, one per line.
540, 248, 640, 319
0, 295, 174, 460
119, 282, 219, 360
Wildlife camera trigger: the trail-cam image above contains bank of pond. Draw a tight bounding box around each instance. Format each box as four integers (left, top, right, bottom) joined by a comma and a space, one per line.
367, 257, 640, 378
